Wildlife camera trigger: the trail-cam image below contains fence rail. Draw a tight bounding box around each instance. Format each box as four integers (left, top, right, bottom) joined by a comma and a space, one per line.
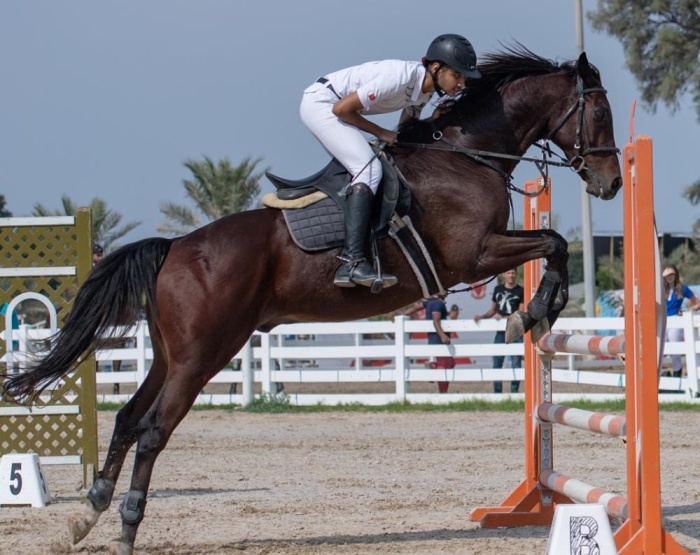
3, 313, 699, 405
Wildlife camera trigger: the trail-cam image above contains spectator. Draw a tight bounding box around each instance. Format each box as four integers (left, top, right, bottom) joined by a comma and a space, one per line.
425, 293, 454, 393
662, 264, 700, 377
92, 243, 104, 265
474, 269, 524, 393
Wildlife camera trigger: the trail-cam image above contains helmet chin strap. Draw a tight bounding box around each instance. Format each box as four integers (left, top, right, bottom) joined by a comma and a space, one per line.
427, 62, 446, 97
428, 71, 445, 98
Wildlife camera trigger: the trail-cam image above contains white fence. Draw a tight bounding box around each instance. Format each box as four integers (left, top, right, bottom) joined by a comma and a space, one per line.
3, 313, 699, 405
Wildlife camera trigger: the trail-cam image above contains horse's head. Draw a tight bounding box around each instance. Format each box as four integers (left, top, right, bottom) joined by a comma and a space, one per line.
546, 52, 622, 200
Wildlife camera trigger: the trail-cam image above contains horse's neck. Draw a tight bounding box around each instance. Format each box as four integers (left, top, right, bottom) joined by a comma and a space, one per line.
454, 74, 570, 164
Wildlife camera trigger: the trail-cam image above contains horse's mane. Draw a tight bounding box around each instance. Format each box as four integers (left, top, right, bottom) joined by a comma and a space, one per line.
470, 46, 573, 99
397, 44, 586, 140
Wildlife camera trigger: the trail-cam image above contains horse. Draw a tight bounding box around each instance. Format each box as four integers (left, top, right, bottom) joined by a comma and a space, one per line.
1, 47, 621, 555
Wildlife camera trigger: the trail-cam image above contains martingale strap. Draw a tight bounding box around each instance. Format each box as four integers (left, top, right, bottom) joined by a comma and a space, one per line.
388, 214, 444, 298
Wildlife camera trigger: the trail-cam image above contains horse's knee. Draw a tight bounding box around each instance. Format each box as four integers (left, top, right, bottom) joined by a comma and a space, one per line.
87, 476, 115, 512
541, 230, 568, 263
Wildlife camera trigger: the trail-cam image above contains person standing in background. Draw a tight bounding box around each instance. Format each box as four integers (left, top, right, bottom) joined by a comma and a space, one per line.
473, 269, 524, 393
662, 264, 700, 377
425, 293, 454, 393
92, 243, 104, 265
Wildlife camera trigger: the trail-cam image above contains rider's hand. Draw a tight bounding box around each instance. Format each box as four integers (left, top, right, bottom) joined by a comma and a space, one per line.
377, 130, 398, 146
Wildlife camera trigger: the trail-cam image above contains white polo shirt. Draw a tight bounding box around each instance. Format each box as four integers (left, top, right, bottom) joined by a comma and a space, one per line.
321, 60, 433, 117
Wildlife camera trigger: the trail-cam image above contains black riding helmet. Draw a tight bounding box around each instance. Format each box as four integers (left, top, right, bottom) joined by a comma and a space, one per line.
425, 33, 481, 96
426, 34, 481, 78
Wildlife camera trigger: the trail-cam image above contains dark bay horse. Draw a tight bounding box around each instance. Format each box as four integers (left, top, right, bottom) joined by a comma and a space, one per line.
2, 48, 621, 555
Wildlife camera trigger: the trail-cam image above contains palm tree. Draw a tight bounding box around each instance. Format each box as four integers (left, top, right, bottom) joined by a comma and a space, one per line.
684, 181, 700, 235
33, 195, 141, 251
0, 194, 11, 217
158, 156, 267, 236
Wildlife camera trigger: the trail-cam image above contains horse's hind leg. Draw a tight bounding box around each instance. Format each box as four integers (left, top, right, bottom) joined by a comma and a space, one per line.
68, 347, 168, 545
108, 371, 206, 555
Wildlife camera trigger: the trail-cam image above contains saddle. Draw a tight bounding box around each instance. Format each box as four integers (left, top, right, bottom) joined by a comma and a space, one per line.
263, 148, 444, 298
265, 148, 410, 252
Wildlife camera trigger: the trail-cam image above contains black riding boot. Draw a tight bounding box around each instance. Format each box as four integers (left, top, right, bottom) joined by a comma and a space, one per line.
334, 183, 397, 289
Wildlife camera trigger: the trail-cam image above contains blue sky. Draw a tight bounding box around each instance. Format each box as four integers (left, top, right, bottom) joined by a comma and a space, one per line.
2, 1, 698, 246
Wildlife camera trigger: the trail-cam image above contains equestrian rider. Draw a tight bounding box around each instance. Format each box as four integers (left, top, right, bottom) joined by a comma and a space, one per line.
300, 34, 481, 290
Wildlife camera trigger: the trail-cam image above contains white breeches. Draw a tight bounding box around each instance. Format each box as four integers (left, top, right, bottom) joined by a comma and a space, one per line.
300, 83, 382, 193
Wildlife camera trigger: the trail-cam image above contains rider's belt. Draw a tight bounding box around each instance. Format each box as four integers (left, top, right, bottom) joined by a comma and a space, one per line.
316, 77, 341, 99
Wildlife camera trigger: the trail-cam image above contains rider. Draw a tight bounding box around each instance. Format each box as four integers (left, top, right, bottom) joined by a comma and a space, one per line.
300, 34, 481, 290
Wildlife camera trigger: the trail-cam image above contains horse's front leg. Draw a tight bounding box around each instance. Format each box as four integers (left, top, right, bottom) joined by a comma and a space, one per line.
515, 259, 570, 343
475, 229, 569, 343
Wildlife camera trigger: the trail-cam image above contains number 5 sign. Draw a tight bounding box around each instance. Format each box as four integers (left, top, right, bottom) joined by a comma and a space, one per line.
0, 453, 52, 507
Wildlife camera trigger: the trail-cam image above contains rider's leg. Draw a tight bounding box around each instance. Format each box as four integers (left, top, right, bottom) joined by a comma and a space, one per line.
334, 182, 397, 288
301, 87, 397, 289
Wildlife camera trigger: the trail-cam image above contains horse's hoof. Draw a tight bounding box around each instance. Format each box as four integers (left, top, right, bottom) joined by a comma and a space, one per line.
505, 312, 526, 344
68, 501, 101, 544
531, 318, 551, 344
109, 539, 134, 555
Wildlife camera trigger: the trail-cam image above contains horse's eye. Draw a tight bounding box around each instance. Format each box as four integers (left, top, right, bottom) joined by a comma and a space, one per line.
593, 107, 607, 120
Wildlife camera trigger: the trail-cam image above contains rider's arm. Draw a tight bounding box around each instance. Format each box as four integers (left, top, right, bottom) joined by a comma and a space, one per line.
332, 92, 398, 145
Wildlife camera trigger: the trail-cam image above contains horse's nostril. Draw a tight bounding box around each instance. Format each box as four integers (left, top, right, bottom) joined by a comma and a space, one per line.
613, 176, 622, 192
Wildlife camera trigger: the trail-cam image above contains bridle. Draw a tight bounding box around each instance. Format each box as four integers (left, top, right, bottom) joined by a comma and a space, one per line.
394, 73, 620, 198
541, 73, 620, 176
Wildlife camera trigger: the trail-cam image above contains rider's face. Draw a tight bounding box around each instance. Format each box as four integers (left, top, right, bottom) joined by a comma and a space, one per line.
438, 66, 466, 97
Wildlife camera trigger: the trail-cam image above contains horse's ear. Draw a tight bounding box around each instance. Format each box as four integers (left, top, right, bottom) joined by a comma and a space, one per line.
577, 51, 597, 82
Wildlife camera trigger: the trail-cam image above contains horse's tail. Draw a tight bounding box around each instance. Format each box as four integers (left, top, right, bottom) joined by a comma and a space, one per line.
1, 237, 172, 405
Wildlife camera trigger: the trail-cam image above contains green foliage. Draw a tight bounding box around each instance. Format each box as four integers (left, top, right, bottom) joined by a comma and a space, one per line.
590, 1, 700, 233
97, 398, 700, 413
590, 1, 700, 120
32, 195, 141, 251
567, 247, 584, 285
596, 253, 625, 290
683, 180, 700, 233
241, 392, 291, 413
0, 194, 11, 217
686, 180, 700, 206
158, 156, 268, 237
666, 242, 700, 284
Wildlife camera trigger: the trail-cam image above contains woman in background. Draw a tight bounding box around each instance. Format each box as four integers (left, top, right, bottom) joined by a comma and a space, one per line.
662, 264, 700, 377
